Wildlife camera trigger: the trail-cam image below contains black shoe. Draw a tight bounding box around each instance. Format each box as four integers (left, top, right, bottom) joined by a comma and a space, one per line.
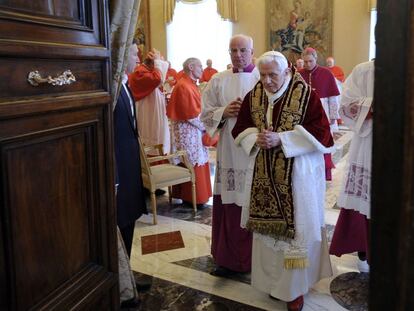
209, 266, 237, 277
135, 281, 151, 292
357, 251, 367, 261
144, 188, 166, 196
155, 188, 166, 196
120, 297, 140, 309
196, 203, 209, 210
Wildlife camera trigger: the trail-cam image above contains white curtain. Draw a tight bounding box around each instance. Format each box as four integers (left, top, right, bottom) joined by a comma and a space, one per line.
369, 10, 377, 60
164, 0, 237, 24
166, 0, 232, 72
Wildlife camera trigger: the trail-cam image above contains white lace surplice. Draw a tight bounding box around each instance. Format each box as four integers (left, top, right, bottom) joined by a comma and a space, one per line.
170, 116, 209, 167
337, 61, 374, 219
201, 69, 260, 206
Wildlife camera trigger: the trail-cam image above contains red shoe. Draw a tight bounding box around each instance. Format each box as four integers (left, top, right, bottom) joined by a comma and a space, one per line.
287, 295, 304, 311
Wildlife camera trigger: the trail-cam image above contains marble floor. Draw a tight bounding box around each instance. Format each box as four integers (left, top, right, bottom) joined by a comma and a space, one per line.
129, 127, 368, 311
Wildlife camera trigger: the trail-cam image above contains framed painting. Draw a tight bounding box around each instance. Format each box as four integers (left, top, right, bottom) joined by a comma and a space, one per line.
134, 0, 151, 60
266, 0, 333, 65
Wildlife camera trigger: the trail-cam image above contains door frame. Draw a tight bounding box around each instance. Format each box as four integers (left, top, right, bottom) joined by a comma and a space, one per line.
370, 0, 414, 309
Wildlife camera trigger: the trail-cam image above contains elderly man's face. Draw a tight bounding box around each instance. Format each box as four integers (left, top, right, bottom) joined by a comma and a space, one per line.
296, 58, 304, 69
190, 60, 203, 79
229, 37, 253, 70
326, 57, 334, 67
303, 54, 317, 71
259, 61, 288, 93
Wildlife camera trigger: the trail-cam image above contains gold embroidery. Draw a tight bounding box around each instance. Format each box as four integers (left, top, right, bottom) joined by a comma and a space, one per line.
288, 84, 303, 112
250, 83, 266, 132
247, 76, 311, 239
275, 153, 287, 184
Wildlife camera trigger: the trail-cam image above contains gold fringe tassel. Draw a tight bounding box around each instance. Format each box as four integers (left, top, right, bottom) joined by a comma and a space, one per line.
246, 219, 295, 239
284, 258, 309, 270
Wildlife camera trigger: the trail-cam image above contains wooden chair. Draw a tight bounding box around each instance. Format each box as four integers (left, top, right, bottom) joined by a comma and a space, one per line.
138, 138, 197, 224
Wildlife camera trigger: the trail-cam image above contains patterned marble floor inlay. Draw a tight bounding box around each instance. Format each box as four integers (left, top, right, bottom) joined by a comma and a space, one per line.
141, 230, 185, 255
172, 255, 251, 285
131, 271, 265, 311
330, 272, 369, 311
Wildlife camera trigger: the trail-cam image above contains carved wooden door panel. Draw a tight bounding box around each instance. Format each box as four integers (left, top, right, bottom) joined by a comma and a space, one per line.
0, 1, 118, 310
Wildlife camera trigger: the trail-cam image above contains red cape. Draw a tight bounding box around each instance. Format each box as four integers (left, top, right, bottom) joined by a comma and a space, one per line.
166, 74, 201, 121
200, 67, 218, 83
327, 65, 345, 82
166, 68, 178, 86
128, 64, 161, 101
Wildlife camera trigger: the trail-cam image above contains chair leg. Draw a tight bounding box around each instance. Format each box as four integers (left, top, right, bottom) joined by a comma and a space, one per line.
151, 191, 157, 225
168, 186, 172, 205
191, 182, 197, 214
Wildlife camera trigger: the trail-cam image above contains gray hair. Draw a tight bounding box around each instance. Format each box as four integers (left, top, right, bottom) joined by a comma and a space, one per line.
229, 34, 254, 49
182, 57, 200, 73
302, 47, 318, 59
256, 51, 288, 72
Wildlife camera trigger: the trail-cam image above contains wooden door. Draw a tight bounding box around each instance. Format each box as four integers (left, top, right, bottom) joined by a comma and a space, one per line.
0, 1, 118, 310
371, 0, 414, 310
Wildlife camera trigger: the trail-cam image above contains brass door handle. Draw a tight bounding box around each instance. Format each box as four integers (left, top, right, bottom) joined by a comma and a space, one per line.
27, 70, 76, 86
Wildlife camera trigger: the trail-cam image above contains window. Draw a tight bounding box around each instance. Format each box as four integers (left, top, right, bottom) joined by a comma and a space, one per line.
166, 0, 232, 72
369, 9, 377, 60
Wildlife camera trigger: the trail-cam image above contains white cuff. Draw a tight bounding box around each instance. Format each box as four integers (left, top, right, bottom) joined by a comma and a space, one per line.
354, 98, 372, 134
279, 125, 335, 158
154, 59, 168, 83
328, 96, 340, 120
206, 107, 226, 137
234, 128, 259, 156
213, 106, 225, 123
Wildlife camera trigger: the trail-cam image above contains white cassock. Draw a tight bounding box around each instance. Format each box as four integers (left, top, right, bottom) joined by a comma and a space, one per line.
337, 61, 374, 218
136, 59, 170, 154
235, 81, 334, 301
201, 68, 260, 205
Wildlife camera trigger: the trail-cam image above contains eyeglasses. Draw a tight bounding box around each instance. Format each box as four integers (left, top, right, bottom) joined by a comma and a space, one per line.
228, 48, 251, 55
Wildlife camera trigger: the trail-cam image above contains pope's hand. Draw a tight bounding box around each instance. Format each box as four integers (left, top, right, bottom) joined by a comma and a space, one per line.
256, 127, 281, 149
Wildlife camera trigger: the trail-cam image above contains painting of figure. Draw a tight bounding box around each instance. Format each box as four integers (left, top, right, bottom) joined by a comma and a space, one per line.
134, 0, 151, 61
267, 0, 332, 64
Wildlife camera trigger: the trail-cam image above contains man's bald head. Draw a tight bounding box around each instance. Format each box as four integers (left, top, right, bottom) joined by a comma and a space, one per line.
229, 34, 254, 70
